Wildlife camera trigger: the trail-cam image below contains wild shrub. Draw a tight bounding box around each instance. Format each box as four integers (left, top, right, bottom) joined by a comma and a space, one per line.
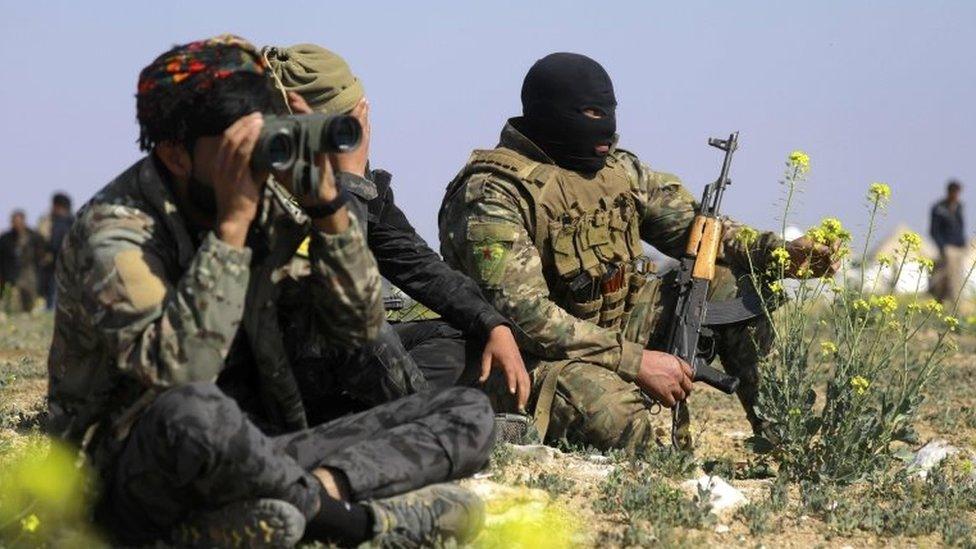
743, 152, 975, 483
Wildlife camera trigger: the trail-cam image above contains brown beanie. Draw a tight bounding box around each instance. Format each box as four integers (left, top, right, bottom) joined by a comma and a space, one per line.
263, 44, 364, 114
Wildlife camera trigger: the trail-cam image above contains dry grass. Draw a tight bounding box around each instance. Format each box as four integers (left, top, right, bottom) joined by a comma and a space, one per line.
2, 312, 975, 547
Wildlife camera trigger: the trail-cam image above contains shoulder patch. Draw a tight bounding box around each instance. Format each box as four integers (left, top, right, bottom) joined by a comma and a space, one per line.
113, 249, 166, 310
466, 221, 517, 287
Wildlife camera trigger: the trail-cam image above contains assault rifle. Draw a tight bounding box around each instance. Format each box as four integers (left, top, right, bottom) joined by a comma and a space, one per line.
650, 132, 772, 449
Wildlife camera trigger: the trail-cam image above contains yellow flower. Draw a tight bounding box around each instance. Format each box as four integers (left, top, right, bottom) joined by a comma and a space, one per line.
788, 150, 811, 176
735, 226, 759, 247
822, 218, 852, 242
771, 247, 791, 268
788, 407, 802, 417
21, 514, 40, 534
820, 341, 838, 357
898, 231, 922, 253
769, 281, 785, 295
907, 303, 922, 314
924, 300, 944, 315
868, 182, 892, 203
806, 227, 828, 245
876, 254, 892, 267
944, 316, 960, 331
808, 218, 852, 245
916, 257, 935, 272
852, 299, 870, 312
886, 320, 902, 332
850, 376, 871, 395
869, 295, 898, 315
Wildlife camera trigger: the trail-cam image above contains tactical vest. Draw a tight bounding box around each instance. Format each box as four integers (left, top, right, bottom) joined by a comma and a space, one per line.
456, 147, 648, 330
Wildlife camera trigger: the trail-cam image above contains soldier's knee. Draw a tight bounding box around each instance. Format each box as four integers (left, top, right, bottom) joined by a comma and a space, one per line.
435, 387, 495, 467
583, 400, 658, 451
145, 382, 239, 440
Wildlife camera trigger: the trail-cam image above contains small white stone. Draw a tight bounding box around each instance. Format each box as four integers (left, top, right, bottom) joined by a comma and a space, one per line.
509, 444, 561, 462
909, 440, 960, 478
681, 475, 748, 513
715, 524, 731, 534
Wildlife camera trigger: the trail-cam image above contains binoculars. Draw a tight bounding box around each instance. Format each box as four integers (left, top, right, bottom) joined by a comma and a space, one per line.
251, 113, 362, 197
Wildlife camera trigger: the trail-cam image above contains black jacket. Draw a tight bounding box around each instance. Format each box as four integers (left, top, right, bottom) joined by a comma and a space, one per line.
930, 199, 966, 249
340, 169, 507, 339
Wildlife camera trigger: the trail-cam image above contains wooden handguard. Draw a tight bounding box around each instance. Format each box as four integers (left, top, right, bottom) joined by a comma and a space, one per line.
685, 215, 722, 281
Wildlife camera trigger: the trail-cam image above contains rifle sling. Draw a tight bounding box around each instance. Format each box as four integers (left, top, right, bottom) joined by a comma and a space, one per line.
533, 360, 573, 442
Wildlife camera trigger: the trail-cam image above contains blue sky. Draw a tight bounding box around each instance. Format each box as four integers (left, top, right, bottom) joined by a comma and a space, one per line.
2, 0, 974, 247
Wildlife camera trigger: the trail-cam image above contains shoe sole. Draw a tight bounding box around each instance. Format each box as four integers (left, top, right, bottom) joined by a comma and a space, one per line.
172, 498, 306, 548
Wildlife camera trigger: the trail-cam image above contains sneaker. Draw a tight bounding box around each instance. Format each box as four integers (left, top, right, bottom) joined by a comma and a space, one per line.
367, 484, 485, 547
171, 498, 306, 548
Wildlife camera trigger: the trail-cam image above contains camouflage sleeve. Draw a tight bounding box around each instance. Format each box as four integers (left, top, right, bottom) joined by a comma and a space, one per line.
626, 153, 784, 272
83, 208, 251, 387
441, 174, 644, 381
306, 213, 383, 349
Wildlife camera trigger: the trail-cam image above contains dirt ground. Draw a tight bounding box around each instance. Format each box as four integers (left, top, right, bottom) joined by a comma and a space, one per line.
2, 311, 975, 548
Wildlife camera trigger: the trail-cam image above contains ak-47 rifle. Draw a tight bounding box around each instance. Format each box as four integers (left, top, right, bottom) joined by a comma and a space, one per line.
649, 132, 772, 449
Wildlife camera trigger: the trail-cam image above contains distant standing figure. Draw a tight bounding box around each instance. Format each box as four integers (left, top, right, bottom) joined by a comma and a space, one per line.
0, 210, 46, 312
929, 180, 966, 303
36, 192, 75, 309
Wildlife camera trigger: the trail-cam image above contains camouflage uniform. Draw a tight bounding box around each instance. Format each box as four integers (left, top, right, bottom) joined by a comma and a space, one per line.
439, 121, 782, 453
48, 156, 495, 544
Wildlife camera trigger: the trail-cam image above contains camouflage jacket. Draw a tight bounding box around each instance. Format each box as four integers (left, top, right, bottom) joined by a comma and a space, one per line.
47, 156, 383, 446
439, 121, 781, 381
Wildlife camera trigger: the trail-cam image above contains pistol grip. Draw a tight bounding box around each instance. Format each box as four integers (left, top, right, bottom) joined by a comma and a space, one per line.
694, 363, 740, 394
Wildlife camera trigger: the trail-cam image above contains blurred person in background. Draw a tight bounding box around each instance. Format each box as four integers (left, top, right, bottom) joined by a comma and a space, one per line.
930, 180, 966, 304
37, 192, 75, 309
0, 210, 45, 313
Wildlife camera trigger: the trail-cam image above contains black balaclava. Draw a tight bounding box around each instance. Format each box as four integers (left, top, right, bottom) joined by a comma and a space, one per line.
516, 52, 617, 174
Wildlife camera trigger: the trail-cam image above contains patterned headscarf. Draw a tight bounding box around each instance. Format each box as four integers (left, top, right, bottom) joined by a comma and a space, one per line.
137, 34, 267, 98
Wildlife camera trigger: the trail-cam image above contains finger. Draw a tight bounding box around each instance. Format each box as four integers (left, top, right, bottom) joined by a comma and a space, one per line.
215, 116, 249, 172
516, 368, 530, 411
503, 362, 518, 395
350, 97, 368, 122
660, 393, 676, 407
233, 117, 264, 185
672, 387, 687, 403
287, 92, 313, 114
225, 115, 263, 184
677, 357, 694, 380
679, 372, 694, 394
217, 113, 260, 176
479, 349, 492, 383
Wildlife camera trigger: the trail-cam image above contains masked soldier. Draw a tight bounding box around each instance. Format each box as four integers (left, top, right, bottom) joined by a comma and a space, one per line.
439, 52, 835, 453
262, 44, 530, 421
48, 35, 492, 547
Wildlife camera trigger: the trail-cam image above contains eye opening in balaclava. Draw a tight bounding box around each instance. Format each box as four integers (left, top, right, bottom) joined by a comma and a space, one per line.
515, 52, 617, 174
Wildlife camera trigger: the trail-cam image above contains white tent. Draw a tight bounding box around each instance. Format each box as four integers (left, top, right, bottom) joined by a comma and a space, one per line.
856, 224, 976, 297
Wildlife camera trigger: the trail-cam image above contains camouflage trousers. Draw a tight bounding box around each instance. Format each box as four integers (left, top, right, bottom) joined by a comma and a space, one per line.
488, 266, 773, 454
296, 320, 480, 424
94, 382, 495, 545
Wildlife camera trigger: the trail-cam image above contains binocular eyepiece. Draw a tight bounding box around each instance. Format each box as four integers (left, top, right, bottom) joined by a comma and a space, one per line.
251, 113, 362, 197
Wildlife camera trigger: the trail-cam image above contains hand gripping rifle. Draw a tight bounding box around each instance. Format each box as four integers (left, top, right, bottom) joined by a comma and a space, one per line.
648, 132, 772, 449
